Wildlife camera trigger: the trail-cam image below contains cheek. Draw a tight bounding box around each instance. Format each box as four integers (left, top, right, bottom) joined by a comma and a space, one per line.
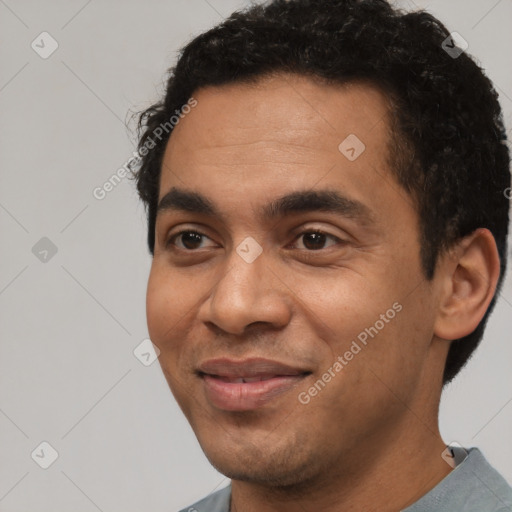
306, 268, 429, 383
146, 269, 197, 404
146, 266, 189, 344
146, 271, 168, 342
298, 270, 393, 342
353, 291, 436, 398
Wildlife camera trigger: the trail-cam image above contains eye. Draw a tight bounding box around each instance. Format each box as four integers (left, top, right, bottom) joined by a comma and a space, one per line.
166, 230, 216, 251
291, 230, 342, 251
165, 228, 343, 252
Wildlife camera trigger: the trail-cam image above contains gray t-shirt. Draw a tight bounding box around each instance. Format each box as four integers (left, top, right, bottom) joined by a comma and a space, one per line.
179, 447, 512, 512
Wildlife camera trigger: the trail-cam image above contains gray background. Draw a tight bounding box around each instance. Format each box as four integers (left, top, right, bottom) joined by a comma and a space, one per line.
0, 0, 511, 511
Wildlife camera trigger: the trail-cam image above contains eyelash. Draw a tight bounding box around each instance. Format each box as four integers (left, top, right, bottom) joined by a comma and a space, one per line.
165, 229, 343, 252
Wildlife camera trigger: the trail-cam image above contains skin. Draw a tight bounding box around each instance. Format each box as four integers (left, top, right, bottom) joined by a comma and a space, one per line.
146, 73, 500, 512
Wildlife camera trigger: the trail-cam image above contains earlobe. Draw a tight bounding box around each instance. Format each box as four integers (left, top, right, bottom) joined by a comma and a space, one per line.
434, 228, 500, 341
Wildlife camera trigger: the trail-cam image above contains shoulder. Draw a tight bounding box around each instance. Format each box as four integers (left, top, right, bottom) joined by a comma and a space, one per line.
178, 485, 231, 512
405, 447, 512, 512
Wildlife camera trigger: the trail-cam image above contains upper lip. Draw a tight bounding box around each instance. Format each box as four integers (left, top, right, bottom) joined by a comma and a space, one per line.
197, 357, 310, 378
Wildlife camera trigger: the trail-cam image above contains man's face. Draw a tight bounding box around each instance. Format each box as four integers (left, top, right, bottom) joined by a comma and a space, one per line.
147, 74, 446, 487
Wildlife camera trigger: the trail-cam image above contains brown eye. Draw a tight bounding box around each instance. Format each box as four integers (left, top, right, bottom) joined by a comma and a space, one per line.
167, 230, 215, 250
293, 230, 341, 251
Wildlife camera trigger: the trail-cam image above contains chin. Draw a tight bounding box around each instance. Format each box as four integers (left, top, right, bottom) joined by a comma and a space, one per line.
211, 461, 311, 488
199, 438, 320, 489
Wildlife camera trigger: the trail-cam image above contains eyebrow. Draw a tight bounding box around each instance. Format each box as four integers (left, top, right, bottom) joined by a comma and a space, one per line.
156, 186, 375, 225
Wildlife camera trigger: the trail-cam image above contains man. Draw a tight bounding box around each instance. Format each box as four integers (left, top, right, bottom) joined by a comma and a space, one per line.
133, 0, 512, 510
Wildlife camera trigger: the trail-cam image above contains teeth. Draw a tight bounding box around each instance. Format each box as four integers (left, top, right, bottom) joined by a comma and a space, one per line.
223, 376, 275, 383
212, 375, 282, 383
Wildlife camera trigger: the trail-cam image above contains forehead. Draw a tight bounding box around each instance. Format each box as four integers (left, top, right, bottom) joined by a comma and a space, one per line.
158, 73, 398, 223
165, 73, 392, 166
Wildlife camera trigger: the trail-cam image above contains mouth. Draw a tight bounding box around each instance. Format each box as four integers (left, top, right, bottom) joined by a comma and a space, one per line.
209, 375, 286, 383
197, 357, 312, 411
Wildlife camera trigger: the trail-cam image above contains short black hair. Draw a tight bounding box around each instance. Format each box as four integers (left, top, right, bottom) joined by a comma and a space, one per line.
134, 0, 510, 384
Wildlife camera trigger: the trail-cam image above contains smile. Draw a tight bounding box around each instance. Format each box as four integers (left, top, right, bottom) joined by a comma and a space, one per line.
197, 357, 311, 411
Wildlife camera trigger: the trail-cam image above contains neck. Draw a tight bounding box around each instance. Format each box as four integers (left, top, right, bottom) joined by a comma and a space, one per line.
230, 421, 451, 512
230, 364, 452, 512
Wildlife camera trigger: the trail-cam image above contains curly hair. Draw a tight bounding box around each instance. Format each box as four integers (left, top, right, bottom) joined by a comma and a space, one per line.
134, 0, 510, 385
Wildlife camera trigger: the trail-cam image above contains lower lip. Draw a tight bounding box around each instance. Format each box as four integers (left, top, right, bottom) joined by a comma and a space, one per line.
202, 374, 306, 411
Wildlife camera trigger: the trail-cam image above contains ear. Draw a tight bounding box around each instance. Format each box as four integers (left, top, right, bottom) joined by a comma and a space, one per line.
434, 228, 501, 341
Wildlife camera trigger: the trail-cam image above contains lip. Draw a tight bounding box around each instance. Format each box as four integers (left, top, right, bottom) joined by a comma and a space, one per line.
197, 357, 311, 411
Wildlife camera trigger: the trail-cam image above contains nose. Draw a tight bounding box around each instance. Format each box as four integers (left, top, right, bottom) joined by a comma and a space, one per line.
196, 244, 292, 336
